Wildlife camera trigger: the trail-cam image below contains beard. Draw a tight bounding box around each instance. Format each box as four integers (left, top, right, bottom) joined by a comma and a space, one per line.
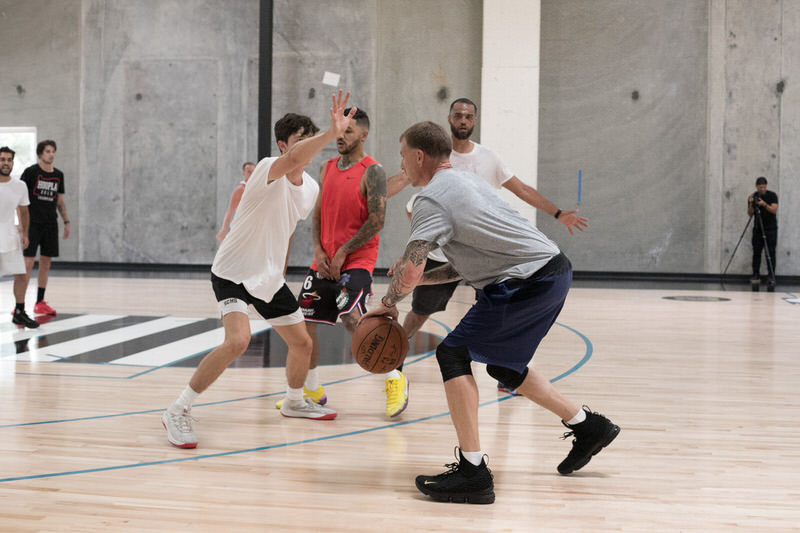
450, 123, 473, 141
337, 138, 360, 155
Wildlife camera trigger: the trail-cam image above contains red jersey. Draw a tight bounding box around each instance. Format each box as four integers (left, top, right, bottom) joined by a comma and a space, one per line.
312, 155, 379, 273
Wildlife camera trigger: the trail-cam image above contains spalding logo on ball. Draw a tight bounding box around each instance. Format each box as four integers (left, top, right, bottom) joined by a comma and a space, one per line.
351, 316, 409, 374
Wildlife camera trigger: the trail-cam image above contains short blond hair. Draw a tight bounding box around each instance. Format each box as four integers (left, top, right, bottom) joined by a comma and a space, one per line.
400, 121, 451, 159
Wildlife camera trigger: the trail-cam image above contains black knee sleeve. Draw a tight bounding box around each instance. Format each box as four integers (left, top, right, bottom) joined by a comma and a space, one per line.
435, 343, 473, 382
486, 365, 528, 390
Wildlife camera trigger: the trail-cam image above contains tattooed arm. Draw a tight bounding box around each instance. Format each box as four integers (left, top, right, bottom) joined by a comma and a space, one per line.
329, 163, 387, 279
418, 262, 461, 285
358, 240, 432, 322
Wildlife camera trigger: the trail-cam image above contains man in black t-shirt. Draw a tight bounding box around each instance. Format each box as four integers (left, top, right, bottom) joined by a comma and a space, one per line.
20, 140, 70, 316
747, 176, 778, 287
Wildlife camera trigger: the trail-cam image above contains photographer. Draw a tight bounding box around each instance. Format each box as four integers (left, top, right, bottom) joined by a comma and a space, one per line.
747, 177, 779, 287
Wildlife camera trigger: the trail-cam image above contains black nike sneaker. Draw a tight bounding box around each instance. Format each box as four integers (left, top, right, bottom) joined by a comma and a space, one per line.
557, 406, 620, 475
415, 447, 495, 504
12, 309, 39, 329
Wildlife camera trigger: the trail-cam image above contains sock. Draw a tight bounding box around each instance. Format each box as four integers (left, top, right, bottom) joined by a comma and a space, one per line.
286, 386, 304, 401
170, 385, 199, 413
37, 287, 45, 303
305, 368, 319, 391
461, 450, 484, 467
566, 408, 587, 426
384, 369, 401, 380
15, 302, 24, 312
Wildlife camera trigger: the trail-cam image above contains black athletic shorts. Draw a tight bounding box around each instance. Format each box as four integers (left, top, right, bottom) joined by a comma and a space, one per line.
24, 222, 59, 258
298, 268, 372, 325
210, 273, 299, 320
411, 259, 461, 315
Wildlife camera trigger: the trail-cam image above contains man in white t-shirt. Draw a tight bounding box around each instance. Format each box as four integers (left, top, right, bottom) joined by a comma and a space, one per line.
162, 91, 357, 449
0, 146, 38, 329
387, 98, 588, 393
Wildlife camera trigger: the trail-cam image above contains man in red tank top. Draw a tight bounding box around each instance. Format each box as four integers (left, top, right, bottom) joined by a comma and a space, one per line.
290, 108, 409, 419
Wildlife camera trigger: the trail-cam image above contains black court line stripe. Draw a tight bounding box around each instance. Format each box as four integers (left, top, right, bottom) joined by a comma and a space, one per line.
61, 318, 223, 364
14, 315, 161, 353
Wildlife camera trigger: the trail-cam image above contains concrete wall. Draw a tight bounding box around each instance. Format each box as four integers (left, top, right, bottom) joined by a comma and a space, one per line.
709, 0, 799, 276
0, 0, 82, 260
1, 0, 798, 275
79, 0, 259, 263
537, 0, 709, 272
372, 0, 483, 268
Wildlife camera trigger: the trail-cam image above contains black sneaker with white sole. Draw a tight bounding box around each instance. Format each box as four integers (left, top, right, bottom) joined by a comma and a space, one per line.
12, 309, 39, 329
415, 447, 495, 504
557, 406, 620, 475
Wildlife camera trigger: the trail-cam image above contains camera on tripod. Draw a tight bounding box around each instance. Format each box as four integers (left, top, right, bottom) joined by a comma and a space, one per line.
750, 191, 764, 205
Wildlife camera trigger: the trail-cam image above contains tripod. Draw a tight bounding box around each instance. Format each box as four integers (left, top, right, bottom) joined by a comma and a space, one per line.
722, 202, 776, 291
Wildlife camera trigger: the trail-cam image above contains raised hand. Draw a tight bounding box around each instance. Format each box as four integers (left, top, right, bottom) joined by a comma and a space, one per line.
558, 210, 589, 236
329, 90, 356, 137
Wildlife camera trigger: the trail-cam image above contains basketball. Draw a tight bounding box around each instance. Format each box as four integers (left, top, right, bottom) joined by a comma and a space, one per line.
351, 316, 409, 374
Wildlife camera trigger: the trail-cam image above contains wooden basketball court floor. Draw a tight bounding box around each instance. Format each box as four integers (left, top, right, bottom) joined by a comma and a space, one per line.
1, 274, 798, 532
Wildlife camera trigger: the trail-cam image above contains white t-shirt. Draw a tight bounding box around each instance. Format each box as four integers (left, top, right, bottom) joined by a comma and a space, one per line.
449, 142, 514, 190
0, 178, 30, 253
212, 157, 319, 302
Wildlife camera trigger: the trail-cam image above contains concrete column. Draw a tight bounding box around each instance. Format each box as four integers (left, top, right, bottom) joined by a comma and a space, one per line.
706, 0, 726, 273
481, 0, 541, 223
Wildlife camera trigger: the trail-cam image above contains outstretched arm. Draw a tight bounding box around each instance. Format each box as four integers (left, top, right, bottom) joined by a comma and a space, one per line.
502, 176, 588, 235
386, 170, 411, 198
268, 90, 355, 181
328, 163, 387, 280
216, 186, 244, 241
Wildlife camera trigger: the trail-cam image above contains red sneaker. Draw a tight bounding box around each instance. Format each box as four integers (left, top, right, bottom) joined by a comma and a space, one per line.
33, 301, 57, 316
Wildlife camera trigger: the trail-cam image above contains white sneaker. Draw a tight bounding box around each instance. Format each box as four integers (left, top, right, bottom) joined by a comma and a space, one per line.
162, 408, 198, 448
279, 397, 337, 420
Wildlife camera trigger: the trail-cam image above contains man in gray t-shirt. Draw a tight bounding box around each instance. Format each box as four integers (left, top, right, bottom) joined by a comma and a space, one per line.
409, 167, 559, 289
361, 121, 619, 504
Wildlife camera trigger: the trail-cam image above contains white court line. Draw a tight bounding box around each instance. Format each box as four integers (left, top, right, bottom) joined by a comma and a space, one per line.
0, 315, 123, 359
111, 319, 270, 366
16, 316, 205, 360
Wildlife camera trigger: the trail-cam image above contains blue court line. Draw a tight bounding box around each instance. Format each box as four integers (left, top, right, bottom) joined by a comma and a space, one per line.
0, 398, 506, 483
0, 350, 437, 430
0, 319, 593, 483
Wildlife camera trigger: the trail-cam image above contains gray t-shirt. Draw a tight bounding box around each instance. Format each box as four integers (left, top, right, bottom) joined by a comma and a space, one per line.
409, 168, 560, 289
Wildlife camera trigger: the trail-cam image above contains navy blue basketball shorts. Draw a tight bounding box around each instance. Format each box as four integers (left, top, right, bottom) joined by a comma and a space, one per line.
441, 255, 572, 374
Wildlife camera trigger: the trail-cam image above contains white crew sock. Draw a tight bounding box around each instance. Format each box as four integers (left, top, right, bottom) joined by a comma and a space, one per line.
566, 408, 587, 426
170, 385, 199, 413
384, 369, 401, 380
305, 368, 319, 390
286, 386, 304, 402
461, 450, 484, 466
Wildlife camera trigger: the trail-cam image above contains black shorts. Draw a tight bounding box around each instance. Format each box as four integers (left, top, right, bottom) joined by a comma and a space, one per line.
24, 222, 59, 258
210, 273, 299, 320
298, 268, 372, 325
411, 259, 461, 315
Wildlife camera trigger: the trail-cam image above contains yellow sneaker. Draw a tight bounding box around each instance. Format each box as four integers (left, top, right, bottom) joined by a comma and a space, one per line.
275, 386, 327, 409
384, 371, 409, 418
